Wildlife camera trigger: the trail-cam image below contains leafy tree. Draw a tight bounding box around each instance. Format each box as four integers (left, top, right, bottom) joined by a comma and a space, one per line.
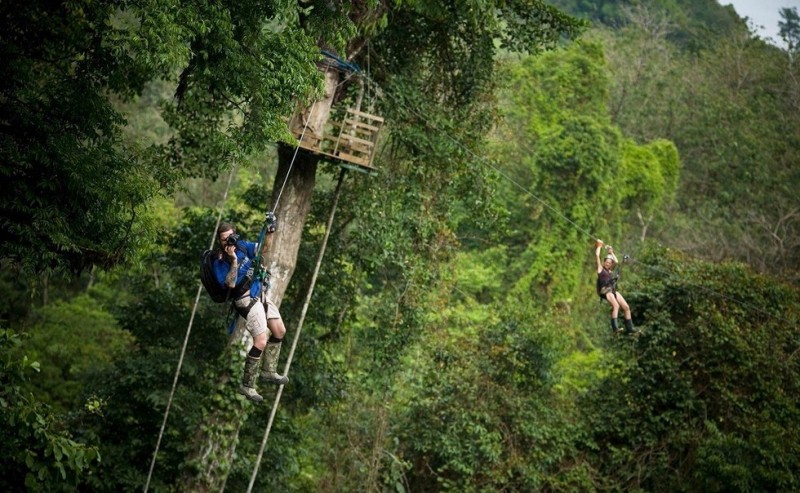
550, 0, 746, 49
599, 8, 800, 281
16, 294, 135, 413
582, 245, 800, 492
492, 41, 679, 308
0, 0, 322, 275
389, 299, 592, 492
0, 329, 100, 492
779, 7, 800, 53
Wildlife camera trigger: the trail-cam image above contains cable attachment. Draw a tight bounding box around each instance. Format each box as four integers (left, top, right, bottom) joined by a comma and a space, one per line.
266, 211, 277, 233
248, 211, 278, 300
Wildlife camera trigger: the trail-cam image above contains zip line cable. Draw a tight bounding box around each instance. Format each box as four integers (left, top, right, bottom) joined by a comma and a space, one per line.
358, 72, 797, 328
246, 167, 349, 493
270, 65, 357, 213
145, 63, 360, 490
144, 165, 238, 493
359, 75, 600, 242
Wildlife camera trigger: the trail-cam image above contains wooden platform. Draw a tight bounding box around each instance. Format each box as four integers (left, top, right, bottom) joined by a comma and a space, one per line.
289, 108, 384, 173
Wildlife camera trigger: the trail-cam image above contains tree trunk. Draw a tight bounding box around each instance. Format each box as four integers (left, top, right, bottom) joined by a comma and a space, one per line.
263, 66, 340, 305
183, 67, 340, 490
266, 144, 320, 306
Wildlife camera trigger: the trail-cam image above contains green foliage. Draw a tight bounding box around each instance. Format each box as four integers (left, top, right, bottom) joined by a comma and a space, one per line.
390, 301, 589, 491
493, 41, 679, 305
0, 329, 100, 492
551, 0, 746, 48
0, 0, 167, 274
77, 273, 234, 491
16, 294, 135, 413
619, 138, 681, 216
0, 0, 325, 276
599, 8, 800, 280
160, 1, 324, 177
582, 245, 800, 492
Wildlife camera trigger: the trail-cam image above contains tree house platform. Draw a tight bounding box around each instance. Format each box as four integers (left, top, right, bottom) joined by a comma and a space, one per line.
289, 108, 384, 174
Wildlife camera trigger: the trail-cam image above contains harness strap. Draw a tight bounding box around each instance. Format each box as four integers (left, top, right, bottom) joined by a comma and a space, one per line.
233, 297, 260, 320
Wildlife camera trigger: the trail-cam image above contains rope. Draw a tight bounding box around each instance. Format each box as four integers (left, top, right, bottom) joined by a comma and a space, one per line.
271, 98, 316, 213
144, 165, 238, 493
246, 167, 349, 493
270, 65, 358, 213
358, 72, 797, 328
360, 74, 599, 241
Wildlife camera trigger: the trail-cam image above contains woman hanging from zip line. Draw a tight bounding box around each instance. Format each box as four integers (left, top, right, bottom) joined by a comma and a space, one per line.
595, 239, 638, 335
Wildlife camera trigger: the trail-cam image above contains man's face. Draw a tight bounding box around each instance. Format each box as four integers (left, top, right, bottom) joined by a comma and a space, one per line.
219, 229, 235, 246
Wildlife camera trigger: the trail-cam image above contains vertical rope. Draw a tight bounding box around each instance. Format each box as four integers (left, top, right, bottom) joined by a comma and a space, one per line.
271, 66, 332, 213
144, 166, 237, 493
245, 167, 348, 493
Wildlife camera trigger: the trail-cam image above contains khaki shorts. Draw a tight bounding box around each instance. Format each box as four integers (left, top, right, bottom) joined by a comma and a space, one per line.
234, 293, 281, 338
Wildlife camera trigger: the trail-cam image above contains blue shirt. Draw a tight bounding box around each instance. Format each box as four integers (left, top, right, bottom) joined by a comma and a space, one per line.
212, 241, 259, 298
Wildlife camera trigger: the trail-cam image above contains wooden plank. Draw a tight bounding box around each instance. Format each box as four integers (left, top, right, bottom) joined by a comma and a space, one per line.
336, 151, 369, 165
349, 142, 373, 154
336, 134, 374, 147
342, 118, 380, 132
288, 112, 381, 171
346, 108, 385, 123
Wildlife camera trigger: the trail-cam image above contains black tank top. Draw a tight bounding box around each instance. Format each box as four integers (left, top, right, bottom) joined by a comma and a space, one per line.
596, 269, 614, 296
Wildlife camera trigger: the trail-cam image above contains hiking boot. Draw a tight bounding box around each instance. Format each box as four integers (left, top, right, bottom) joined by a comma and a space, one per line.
261, 372, 289, 385
238, 385, 264, 402
610, 318, 623, 334
239, 356, 263, 402
624, 318, 639, 335
260, 340, 289, 386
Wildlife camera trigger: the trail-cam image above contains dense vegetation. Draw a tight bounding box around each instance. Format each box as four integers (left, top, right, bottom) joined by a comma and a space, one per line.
1, 0, 798, 491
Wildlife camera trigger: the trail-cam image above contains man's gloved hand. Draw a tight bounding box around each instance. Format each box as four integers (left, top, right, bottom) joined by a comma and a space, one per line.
266, 212, 277, 233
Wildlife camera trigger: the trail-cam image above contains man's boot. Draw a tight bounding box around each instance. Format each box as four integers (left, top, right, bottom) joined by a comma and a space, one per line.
624, 318, 639, 335
610, 318, 622, 334
261, 339, 289, 385
238, 356, 264, 402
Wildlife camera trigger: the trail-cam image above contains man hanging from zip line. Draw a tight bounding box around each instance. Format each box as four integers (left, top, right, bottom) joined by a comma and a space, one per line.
214, 218, 289, 402
595, 239, 638, 335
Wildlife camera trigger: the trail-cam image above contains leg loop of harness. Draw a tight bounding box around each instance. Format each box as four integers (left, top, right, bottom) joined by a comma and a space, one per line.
233, 297, 259, 320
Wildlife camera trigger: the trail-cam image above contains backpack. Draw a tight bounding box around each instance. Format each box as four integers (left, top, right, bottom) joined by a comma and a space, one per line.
200, 248, 251, 303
